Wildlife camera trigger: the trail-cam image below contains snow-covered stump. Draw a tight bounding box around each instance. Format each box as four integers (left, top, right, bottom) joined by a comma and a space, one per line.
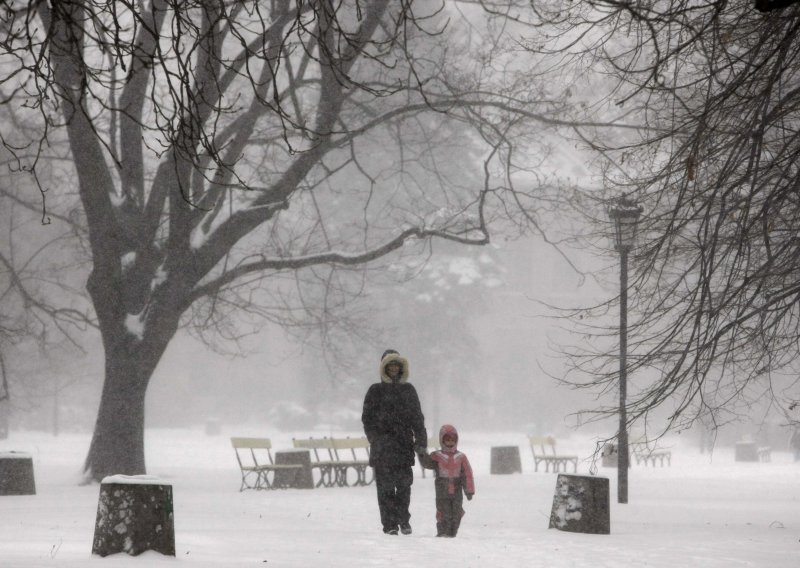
548, 474, 610, 535
490, 446, 522, 474
92, 475, 175, 557
0, 451, 36, 495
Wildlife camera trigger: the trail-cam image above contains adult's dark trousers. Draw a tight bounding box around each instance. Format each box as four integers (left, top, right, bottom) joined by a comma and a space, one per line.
374, 466, 413, 531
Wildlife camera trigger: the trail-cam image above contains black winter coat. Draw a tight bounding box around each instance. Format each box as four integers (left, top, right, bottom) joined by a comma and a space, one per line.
362, 381, 427, 469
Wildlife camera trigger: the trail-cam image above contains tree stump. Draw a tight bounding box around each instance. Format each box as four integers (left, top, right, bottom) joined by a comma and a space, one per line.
92, 475, 175, 557
490, 446, 522, 474
601, 443, 618, 468
0, 452, 36, 495
273, 449, 314, 489
735, 441, 758, 462
548, 474, 610, 534
205, 418, 221, 436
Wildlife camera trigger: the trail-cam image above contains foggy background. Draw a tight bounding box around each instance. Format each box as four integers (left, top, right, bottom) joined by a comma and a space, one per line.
1, 233, 594, 431
3, 231, 786, 450
1, 2, 795, 471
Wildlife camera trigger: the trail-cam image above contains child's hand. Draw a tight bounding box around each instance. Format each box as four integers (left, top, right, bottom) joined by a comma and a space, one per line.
466, 493, 473, 501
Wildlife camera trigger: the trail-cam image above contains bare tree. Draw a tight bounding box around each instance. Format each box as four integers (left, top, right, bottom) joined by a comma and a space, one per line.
0, 1, 590, 479
519, 1, 800, 435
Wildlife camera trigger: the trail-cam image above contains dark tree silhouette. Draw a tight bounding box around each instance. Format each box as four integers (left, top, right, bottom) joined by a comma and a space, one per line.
0, 1, 592, 479
523, 1, 800, 434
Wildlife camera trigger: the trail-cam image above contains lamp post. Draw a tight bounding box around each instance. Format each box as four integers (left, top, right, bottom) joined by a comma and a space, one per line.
608, 196, 643, 505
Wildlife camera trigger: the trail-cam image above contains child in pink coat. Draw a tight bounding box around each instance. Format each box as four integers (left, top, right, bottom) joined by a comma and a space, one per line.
417, 424, 475, 537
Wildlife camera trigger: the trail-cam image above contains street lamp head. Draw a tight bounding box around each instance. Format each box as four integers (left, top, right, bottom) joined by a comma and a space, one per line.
609, 196, 643, 253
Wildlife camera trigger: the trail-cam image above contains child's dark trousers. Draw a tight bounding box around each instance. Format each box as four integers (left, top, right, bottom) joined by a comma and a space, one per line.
435, 490, 464, 537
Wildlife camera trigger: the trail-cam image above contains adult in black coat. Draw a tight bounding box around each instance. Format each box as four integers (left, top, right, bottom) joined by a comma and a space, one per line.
362, 349, 427, 535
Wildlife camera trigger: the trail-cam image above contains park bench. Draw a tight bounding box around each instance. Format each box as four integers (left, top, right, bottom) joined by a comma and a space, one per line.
230, 437, 304, 491
292, 436, 375, 487
631, 437, 672, 467
757, 446, 772, 462
528, 435, 578, 473
292, 437, 337, 488
331, 437, 373, 486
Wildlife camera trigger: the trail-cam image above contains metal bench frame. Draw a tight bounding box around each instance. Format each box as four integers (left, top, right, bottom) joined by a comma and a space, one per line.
528, 435, 578, 473
230, 437, 303, 491
292, 437, 338, 488
331, 437, 373, 486
631, 437, 672, 467
292, 436, 376, 487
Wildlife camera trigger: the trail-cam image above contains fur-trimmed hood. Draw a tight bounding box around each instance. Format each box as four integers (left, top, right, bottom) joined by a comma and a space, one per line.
379, 352, 409, 384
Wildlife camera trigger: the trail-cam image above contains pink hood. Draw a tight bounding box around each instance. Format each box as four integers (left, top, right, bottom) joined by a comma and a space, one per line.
439, 424, 458, 450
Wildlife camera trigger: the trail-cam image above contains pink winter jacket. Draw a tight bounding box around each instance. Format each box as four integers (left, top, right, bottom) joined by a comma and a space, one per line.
419, 424, 475, 497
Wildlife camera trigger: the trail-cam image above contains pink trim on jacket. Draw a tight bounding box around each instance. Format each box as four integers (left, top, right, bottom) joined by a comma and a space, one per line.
429, 448, 475, 496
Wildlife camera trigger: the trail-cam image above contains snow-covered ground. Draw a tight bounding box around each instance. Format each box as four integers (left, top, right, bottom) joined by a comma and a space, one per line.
1, 428, 798, 567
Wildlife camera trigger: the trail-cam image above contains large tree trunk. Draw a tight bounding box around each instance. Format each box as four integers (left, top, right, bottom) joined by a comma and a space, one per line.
84, 325, 175, 481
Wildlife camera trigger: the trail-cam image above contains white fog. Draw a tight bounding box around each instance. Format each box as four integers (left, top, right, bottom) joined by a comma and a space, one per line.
2, 1, 800, 566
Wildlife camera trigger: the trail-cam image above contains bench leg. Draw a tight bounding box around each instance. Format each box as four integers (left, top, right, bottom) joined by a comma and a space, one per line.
335, 466, 349, 487
355, 465, 369, 486
312, 466, 331, 488
322, 465, 336, 488
241, 471, 261, 491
